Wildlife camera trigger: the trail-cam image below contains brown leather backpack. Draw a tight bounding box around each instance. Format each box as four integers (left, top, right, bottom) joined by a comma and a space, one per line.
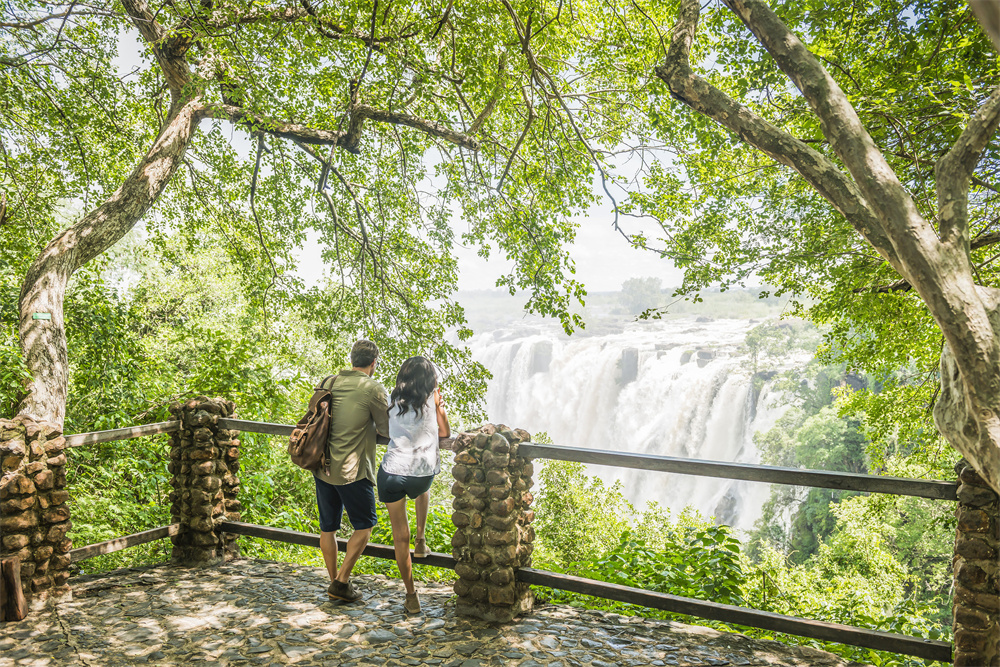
288, 375, 338, 473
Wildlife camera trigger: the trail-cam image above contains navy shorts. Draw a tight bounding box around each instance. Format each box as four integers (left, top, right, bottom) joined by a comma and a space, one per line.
377, 465, 435, 504
315, 476, 377, 532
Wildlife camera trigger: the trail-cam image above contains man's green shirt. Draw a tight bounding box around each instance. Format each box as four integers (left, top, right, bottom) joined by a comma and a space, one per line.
313, 370, 389, 487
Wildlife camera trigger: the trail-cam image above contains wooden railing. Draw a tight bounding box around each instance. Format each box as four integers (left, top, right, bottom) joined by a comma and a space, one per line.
62, 417, 956, 663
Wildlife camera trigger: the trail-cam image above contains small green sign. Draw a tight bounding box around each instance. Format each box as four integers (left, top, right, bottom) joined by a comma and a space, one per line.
32, 313, 51, 321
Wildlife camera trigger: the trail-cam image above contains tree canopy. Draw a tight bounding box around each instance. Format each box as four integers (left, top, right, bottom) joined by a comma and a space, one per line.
1, 0, 667, 425
4, 0, 1000, 493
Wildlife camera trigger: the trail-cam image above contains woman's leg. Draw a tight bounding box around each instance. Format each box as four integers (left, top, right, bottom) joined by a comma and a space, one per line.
385, 498, 415, 594
414, 490, 430, 542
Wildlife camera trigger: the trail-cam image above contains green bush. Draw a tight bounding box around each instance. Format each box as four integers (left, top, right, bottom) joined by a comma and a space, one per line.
0, 323, 30, 419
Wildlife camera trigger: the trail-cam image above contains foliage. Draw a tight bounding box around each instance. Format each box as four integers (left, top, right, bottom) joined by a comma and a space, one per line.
532, 460, 638, 566
575, 526, 745, 606
744, 320, 822, 374
745, 498, 949, 667
0, 321, 30, 418
622, 0, 1000, 478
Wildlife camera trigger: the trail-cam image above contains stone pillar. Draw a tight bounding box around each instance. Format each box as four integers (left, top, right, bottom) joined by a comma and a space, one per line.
952, 460, 1000, 667
0, 417, 71, 610
451, 424, 535, 622
167, 397, 241, 566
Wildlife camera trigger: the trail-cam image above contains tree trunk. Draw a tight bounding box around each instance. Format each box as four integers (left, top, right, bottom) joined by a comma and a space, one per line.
935, 286, 1000, 494
17, 99, 205, 427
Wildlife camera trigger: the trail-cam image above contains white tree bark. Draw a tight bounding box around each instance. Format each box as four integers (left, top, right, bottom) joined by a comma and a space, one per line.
659, 0, 1000, 494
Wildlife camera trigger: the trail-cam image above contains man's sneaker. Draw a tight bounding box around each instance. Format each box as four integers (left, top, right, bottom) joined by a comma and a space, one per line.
413, 537, 429, 558
404, 592, 421, 614
328, 579, 362, 602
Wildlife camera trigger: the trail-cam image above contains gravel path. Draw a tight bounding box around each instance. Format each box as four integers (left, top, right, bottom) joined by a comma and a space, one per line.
0, 559, 861, 666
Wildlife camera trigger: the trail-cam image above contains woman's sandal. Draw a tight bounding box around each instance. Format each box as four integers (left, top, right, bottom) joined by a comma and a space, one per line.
413, 537, 429, 558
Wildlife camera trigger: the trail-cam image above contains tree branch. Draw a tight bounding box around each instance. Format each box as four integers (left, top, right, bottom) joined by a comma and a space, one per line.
500, 0, 624, 238
205, 102, 479, 154
468, 54, 507, 134
119, 0, 191, 96
721, 0, 936, 265
204, 104, 345, 144
936, 85, 1000, 249
340, 104, 480, 154
655, 0, 901, 270
203, 1, 411, 49
861, 230, 1000, 293
0, 7, 118, 29
970, 0, 1000, 53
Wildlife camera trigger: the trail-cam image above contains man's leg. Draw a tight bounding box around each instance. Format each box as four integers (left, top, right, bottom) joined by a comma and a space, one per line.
336, 478, 378, 583
335, 527, 372, 583
320, 531, 338, 583
315, 477, 343, 584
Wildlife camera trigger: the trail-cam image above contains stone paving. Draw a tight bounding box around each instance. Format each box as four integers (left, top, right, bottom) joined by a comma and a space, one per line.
0, 559, 861, 667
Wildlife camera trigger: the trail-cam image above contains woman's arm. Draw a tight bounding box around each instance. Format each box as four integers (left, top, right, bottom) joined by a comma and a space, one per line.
435, 388, 451, 438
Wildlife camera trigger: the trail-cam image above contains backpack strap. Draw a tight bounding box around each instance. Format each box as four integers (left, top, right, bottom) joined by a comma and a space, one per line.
314, 374, 338, 475
304, 375, 338, 415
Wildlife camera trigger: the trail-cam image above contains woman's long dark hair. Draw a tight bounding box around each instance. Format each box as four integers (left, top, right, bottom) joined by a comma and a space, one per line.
389, 356, 438, 418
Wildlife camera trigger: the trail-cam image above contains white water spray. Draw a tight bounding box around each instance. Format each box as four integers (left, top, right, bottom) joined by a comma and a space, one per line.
468, 318, 806, 533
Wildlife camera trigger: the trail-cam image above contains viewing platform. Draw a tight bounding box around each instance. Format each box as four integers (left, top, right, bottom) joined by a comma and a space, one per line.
5, 401, 990, 664
0, 559, 855, 667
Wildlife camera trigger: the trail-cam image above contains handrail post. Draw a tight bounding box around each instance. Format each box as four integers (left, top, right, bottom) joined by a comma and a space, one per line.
167, 397, 241, 566
952, 459, 1000, 666
451, 424, 535, 622
0, 416, 71, 617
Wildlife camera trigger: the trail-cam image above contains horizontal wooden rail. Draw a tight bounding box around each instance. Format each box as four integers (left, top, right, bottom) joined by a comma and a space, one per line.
65, 421, 180, 448
219, 521, 457, 570
217, 418, 293, 437
215, 419, 955, 500
519, 443, 959, 501
517, 568, 952, 662
69, 524, 180, 563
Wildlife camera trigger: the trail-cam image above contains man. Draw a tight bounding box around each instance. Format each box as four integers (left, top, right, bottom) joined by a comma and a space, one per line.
315, 339, 389, 602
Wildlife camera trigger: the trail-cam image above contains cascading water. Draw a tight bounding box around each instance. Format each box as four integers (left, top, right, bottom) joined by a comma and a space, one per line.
468, 317, 806, 533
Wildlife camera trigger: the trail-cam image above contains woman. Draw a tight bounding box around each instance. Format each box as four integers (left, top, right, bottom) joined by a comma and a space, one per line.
377, 356, 450, 614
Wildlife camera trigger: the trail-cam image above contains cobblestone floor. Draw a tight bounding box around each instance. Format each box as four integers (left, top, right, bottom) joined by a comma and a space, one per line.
0, 559, 861, 666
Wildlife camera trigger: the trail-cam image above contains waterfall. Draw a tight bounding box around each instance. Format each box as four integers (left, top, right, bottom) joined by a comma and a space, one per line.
468, 318, 807, 533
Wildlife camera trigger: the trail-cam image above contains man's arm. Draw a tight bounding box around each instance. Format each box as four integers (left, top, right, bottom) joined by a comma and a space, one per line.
370, 385, 390, 444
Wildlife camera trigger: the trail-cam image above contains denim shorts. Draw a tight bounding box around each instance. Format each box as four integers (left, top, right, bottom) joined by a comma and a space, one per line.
376, 465, 435, 504
315, 476, 377, 532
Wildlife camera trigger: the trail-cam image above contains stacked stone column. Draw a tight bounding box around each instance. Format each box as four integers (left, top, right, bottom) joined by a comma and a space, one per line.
952, 459, 1000, 667
0, 417, 71, 609
167, 397, 241, 566
451, 424, 535, 622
